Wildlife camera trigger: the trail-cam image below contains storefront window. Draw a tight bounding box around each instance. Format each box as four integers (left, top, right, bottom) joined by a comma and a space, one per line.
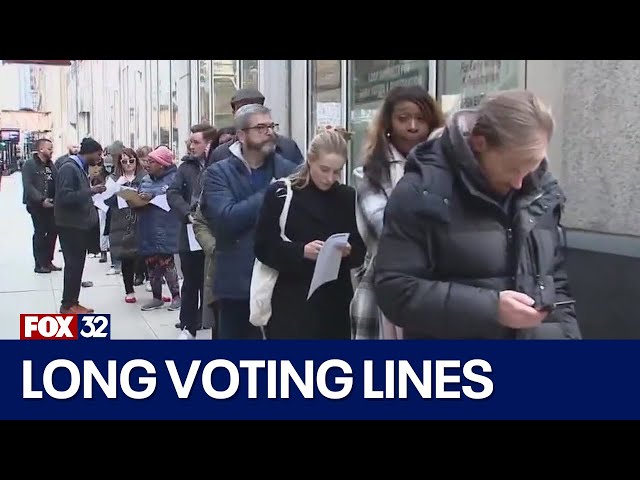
199, 60, 211, 124
241, 60, 259, 90
308, 60, 342, 143
348, 60, 429, 185
213, 60, 239, 128
157, 60, 171, 147
437, 60, 526, 115
171, 60, 191, 159
150, 60, 158, 148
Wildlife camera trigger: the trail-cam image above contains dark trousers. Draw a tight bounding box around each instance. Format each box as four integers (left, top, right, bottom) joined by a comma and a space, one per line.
179, 251, 204, 336
218, 298, 261, 339
28, 206, 56, 268
134, 256, 148, 281
120, 257, 136, 295
210, 301, 220, 339
87, 222, 101, 255
58, 227, 90, 309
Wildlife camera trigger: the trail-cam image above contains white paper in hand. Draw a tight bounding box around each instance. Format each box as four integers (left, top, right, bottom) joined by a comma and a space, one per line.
149, 194, 171, 212
93, 196, 109, 212
307, 233, 350, 300
117, 195, 128, 209
92, 177, 121, 212
187, 224, 202, 251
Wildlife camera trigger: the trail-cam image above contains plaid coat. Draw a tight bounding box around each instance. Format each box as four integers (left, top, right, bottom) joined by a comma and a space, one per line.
350, 145, 406, 340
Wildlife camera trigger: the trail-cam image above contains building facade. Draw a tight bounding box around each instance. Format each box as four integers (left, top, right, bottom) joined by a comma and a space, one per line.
58, 59, 639, 338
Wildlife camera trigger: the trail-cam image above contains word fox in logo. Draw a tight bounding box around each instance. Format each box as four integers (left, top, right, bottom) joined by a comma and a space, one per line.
19, 314, 111, 340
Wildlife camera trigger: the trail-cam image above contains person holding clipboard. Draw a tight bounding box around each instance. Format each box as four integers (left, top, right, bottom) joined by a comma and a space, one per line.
127, 146, 182, 312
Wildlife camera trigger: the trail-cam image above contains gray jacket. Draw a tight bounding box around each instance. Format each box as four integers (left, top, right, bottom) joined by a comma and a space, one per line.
54, 158, 99, 230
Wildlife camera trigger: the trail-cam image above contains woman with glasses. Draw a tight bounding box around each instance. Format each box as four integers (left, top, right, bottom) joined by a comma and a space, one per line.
105, 147, 146, 303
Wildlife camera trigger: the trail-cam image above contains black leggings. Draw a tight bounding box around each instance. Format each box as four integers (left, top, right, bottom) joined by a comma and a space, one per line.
121, 257, 136, 294
134, 255, 148, 280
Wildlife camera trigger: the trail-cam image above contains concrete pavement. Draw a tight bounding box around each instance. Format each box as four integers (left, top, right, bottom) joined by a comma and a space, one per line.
0, 172, 210, 340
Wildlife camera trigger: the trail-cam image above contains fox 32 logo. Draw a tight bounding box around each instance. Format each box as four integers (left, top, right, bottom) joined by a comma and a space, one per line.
20, 314, 111, 340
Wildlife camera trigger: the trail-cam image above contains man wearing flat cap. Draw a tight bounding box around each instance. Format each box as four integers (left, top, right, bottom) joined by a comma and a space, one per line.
208, 88, 304, 165
54, 137, 107, 314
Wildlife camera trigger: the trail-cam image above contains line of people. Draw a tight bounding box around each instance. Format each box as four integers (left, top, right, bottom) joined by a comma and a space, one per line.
21, 84, 582, 340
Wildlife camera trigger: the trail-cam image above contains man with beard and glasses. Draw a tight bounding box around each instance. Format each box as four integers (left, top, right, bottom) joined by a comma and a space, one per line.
22, 138, 61, 273
200, 104, 297, 339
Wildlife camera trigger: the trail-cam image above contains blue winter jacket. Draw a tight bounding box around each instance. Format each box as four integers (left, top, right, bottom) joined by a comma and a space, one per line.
136, 165, 181, 256
200, 145, 298, 299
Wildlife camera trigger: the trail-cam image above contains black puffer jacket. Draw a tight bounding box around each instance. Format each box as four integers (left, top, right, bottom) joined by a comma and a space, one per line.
373, 111, 581, 340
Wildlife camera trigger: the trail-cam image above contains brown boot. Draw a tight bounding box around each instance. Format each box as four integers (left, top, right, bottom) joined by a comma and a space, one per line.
75, 304, 95, 314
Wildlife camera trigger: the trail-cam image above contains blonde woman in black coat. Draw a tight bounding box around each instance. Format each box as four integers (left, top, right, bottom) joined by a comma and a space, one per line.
254, 127, 366, 339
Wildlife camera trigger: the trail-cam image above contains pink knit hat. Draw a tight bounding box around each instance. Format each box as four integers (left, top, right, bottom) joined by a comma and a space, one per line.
148, 146, 175, 167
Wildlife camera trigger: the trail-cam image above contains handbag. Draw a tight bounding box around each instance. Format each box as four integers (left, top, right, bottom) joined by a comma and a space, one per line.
249, 177, 293, 329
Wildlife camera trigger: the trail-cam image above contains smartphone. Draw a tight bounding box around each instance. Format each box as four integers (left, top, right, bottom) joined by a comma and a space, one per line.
552, 300, 576, 308
536, 299, 576, 311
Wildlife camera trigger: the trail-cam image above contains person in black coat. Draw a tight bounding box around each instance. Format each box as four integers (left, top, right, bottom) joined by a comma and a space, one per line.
21, 138, 60, 273
104, 148, 146, 303
166, 123, 218, 339
254, 128, 366, 339
54, 138, 106, 314
374, 90, 581, 340
208, 88, 304, 165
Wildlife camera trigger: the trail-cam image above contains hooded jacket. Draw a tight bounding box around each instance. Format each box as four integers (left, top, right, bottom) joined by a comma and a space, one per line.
200, 142, 298, 299
373, 110, 581, 340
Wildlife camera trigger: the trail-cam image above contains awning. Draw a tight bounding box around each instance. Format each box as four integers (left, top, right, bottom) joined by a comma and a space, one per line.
2, 60, 72, 66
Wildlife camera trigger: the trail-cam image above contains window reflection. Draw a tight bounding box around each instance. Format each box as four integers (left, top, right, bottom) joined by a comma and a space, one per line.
199, 60, 211, 124
241, 60, 259, 90
348, 60, 429, 185
157, 60, 171, 147
437, 60, 524, 115
213, 60, 239, 128
308, 60, 342, 142
171, 60, 191, 159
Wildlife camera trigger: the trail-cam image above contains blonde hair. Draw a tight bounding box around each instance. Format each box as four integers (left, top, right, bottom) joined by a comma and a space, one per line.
473, 90, 554, 155
290, 126, 352, 189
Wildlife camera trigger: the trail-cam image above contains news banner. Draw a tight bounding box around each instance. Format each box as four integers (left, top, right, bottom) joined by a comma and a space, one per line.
0, 312, 638, 420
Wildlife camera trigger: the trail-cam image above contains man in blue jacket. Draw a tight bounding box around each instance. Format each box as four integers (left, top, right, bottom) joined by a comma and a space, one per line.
200, 104, 298, 339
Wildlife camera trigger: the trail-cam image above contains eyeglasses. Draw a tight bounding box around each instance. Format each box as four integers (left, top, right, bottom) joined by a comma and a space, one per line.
243, 123, 279, 135
121, 158, 136, 165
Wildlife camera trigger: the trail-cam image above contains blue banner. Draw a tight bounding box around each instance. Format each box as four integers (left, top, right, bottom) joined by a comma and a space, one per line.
1, 340, 637, 420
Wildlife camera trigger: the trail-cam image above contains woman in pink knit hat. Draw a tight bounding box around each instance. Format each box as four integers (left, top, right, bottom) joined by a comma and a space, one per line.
135, 146, 183, 311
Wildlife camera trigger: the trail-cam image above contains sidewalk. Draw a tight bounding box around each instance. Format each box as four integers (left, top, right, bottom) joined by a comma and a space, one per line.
0, 173, 210, 340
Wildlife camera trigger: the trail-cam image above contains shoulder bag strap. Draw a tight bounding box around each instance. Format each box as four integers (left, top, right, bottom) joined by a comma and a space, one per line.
278, 177, 293, 242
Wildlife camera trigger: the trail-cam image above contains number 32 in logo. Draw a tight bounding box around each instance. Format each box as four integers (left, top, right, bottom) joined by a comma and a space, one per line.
79, 315, 111, 339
